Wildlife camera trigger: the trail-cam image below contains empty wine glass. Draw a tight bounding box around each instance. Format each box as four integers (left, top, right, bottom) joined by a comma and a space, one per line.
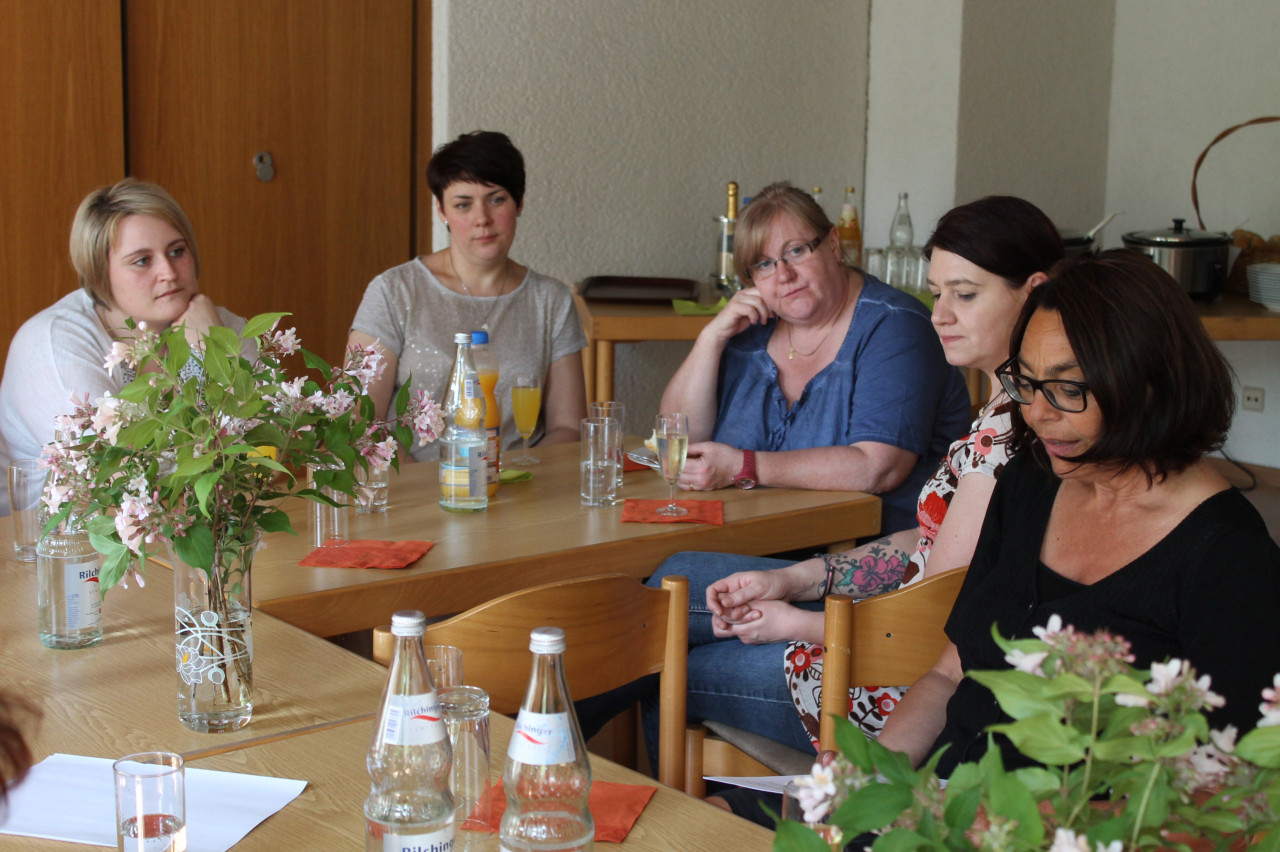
509, 372, 542, 466
654, 413, 688, 517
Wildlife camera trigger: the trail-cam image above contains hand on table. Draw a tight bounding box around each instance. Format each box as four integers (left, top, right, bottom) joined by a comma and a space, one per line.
680, 442, 742, 491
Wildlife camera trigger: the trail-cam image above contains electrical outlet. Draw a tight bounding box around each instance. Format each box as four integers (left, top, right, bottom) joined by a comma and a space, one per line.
1242, 386, 1265, 412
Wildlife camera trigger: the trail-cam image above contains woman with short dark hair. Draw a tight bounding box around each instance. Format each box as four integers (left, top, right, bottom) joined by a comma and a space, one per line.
879, 249, 1280, 775
349, 130, 586, 460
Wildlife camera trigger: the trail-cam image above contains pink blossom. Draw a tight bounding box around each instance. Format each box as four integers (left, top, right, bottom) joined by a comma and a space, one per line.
270, 326, 300, 356
319, 388, 355, 418
103, 340, 131, 374
1005, 648, 1050, 676
343, 344, 385, 388
90, 394, 123, 445
1032, 614, 1064, 641
409, 389, 444, 446
1259, 674, 1280, 727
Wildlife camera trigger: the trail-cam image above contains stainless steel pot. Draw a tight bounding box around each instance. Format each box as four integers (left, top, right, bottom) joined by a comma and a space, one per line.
1121, 218, 1230, 300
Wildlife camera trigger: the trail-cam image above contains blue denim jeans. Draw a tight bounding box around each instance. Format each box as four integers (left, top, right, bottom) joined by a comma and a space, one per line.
643, 551, 823, 759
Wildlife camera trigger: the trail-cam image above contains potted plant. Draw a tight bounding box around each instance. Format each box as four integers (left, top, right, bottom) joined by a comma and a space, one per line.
42, 314, 443, 732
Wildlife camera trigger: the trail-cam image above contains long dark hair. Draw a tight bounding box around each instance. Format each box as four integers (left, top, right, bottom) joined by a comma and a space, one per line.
923, 195, 1064, 286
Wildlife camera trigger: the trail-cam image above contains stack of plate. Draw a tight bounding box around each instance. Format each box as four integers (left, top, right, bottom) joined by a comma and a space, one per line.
1246, 263, 1280, 311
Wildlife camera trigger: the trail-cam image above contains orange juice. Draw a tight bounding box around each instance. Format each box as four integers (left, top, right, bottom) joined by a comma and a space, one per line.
478, 369, 500, 496
511, 386, 542, 439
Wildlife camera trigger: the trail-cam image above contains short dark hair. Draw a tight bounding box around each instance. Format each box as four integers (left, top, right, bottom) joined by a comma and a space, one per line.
1008, 249, 1234, 480
426, 130, 526, 207
923, 195, 1064, 287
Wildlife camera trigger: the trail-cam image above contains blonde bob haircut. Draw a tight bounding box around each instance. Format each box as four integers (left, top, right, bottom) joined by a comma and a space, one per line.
733, 181, 838, 284
69, 178, 200, 309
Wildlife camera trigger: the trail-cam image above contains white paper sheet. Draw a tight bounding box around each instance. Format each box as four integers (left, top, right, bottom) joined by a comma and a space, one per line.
0, 753, 307, 851
703, 774, 803, 794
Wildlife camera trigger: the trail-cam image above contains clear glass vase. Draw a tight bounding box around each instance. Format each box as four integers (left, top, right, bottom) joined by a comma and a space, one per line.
168, 535, 258, 733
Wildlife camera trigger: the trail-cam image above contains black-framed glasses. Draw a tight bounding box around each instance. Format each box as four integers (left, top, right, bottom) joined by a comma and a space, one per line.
995, 356, 1090, 413
747, 235, 824, 280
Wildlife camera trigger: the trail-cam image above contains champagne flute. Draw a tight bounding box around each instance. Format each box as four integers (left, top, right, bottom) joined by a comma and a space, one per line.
654, 413, 689, 517
509, 372, 542, 466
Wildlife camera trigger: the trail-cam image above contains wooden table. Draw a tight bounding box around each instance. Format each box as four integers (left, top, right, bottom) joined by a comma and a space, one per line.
252, 441, 881, 637
0, 555, 385, 763
183, 714, 773, 850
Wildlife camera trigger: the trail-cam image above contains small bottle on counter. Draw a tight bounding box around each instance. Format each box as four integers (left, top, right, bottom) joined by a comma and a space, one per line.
714, 181, 739, 296
36, 521, 103, 649
837, 186, 863, 266
364, 610, 455, 851
890, 191, 914, 250
501, 627, 594, 852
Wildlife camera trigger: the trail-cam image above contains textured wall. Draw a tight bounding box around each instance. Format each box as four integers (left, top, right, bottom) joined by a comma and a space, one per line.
1105, 0, 1280, 468
434, 0, 869, 433
955, 0, 1114, 232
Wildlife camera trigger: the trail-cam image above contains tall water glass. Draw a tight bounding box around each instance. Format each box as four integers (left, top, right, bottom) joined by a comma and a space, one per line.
654, 413, 689, 516
115, 752, 187, 852
424, 644, 463, 689
589, 401, 626, 491
580, 417, 620, 507
439, 686, 492, 849
8, 458, 47, 562
308, 464, 349, 547
355, 463, 390, 514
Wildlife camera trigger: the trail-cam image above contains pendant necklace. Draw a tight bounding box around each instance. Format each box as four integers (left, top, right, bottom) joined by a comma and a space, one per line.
450, 248, 509, 331
785, 286, 850, 360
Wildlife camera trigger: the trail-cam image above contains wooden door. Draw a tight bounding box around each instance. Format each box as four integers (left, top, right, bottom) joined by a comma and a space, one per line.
125, 0, 415, 363
0, 0, 125, 369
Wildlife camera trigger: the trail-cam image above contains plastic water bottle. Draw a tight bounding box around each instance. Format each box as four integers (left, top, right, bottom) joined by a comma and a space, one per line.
470, 329, 501, 498
500, 627, 593, 852
365, 610, 455, 852
36, 525, 103, 649
439, 332, 488, 513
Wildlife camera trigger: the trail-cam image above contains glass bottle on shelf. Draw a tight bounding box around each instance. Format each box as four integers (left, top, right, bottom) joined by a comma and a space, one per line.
889, 191, 914, 250
714, 181, 739, 297
837, 186, 863, 266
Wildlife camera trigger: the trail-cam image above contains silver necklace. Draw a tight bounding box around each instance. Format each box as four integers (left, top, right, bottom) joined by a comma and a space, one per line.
449, 249, 509, 331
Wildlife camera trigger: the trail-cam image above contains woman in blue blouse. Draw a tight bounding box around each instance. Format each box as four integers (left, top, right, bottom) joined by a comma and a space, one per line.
661, 182, 969, 535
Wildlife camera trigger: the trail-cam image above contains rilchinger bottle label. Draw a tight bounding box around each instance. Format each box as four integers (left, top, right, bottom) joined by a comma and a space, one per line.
374, 824, 455, 852
381, 692, 447, 746
66, 558, 102, 629
507, 710, 576, 765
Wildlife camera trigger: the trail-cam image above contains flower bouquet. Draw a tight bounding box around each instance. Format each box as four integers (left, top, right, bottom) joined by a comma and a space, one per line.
42, 313, 443, 731
779, 617, 1280, 851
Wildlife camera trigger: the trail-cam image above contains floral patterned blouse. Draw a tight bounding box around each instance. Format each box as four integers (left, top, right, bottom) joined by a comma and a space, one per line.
784, 393, 1018, 746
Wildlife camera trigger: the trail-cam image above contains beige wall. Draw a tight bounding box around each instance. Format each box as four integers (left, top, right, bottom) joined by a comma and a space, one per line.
955, 0, 1114, 231
433, 0, 870, 433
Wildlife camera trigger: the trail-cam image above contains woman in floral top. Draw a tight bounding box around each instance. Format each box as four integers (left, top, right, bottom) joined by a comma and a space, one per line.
644, 196, 1066, 758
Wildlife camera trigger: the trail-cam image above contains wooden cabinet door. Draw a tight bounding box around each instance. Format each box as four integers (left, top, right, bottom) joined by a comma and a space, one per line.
125, 0, 415, 363
0, 0, 125, 370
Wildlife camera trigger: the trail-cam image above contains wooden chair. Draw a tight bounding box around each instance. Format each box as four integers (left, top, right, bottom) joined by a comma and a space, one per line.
684, 566, 967, 795
373, 574, 689, 791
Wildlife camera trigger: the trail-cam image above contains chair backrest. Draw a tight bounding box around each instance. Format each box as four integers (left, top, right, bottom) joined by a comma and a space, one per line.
374, 573, 688, 789
818, 566, 968, 750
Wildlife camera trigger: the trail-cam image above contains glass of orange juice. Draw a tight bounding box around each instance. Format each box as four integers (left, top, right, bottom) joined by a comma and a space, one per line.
509, 372, 542, 466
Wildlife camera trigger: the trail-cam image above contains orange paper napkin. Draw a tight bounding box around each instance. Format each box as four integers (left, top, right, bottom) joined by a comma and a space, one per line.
621, 499, 724, 525
476, 779, 657, 842
622, 455, 650, 473
298, 539, 433, 569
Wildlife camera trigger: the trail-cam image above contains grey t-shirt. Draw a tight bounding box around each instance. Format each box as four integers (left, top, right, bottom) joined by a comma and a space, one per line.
350, 258, 587, 461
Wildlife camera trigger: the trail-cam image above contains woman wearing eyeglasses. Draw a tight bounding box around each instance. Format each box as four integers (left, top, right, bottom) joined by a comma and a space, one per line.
879, 249, 1280, 775
661, 182, 970, 535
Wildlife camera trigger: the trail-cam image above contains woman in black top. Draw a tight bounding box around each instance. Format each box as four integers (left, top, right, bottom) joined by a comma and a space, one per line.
878, 250, 1280, 774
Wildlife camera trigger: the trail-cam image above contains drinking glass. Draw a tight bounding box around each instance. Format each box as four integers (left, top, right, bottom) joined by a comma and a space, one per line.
589, 401, 626, 491
654, 413, 688, 517
424, 644, 463, 689
8, 458, 47, 562
509, 372, 542, 466
115, 752, 186, 852
355, 463, 390, 514
439, 685, 492, 848
307, 464, 349, 547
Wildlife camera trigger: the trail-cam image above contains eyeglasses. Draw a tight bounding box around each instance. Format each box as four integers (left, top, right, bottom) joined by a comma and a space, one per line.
747, 235, 824, 280
995, 356, 1091, 413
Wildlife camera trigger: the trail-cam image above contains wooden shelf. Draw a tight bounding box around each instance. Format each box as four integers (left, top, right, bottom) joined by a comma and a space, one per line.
1198, 294, 1280, 341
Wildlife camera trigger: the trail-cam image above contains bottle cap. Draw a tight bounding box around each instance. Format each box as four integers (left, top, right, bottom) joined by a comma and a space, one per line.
471, 329, 489, 344
529, 626, 566, 654
454, 332, 471, 344
391, 610, 427, 636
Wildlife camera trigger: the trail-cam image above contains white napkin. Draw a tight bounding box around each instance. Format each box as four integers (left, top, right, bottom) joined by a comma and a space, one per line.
0, 753, 307, 851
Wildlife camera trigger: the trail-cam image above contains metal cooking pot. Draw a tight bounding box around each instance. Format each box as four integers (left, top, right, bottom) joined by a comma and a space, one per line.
1058, 228, 1096, 259
1121, 218, 1230, 300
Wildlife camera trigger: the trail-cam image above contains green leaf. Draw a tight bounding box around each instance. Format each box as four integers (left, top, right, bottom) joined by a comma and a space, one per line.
165, 333, 192, 375
988, 772, 1044, 846
174, 522, 214, 572
1007, 765, 1059, 796
393, 380, 411, 417
772, 820, 834, 852
1238, 727, 1280, 769
193, 471, 219, 513
988, 714, 1086, 765
968, 669, 1068, 719
301, 348, 333, 382
832, 716, 875, 769
942, 784, 980, 834
241, 311, 290, 340
834, 782, 913, 835
175, 451, 217, 477
256, 509, 295, 535
869, 828, 929, 852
